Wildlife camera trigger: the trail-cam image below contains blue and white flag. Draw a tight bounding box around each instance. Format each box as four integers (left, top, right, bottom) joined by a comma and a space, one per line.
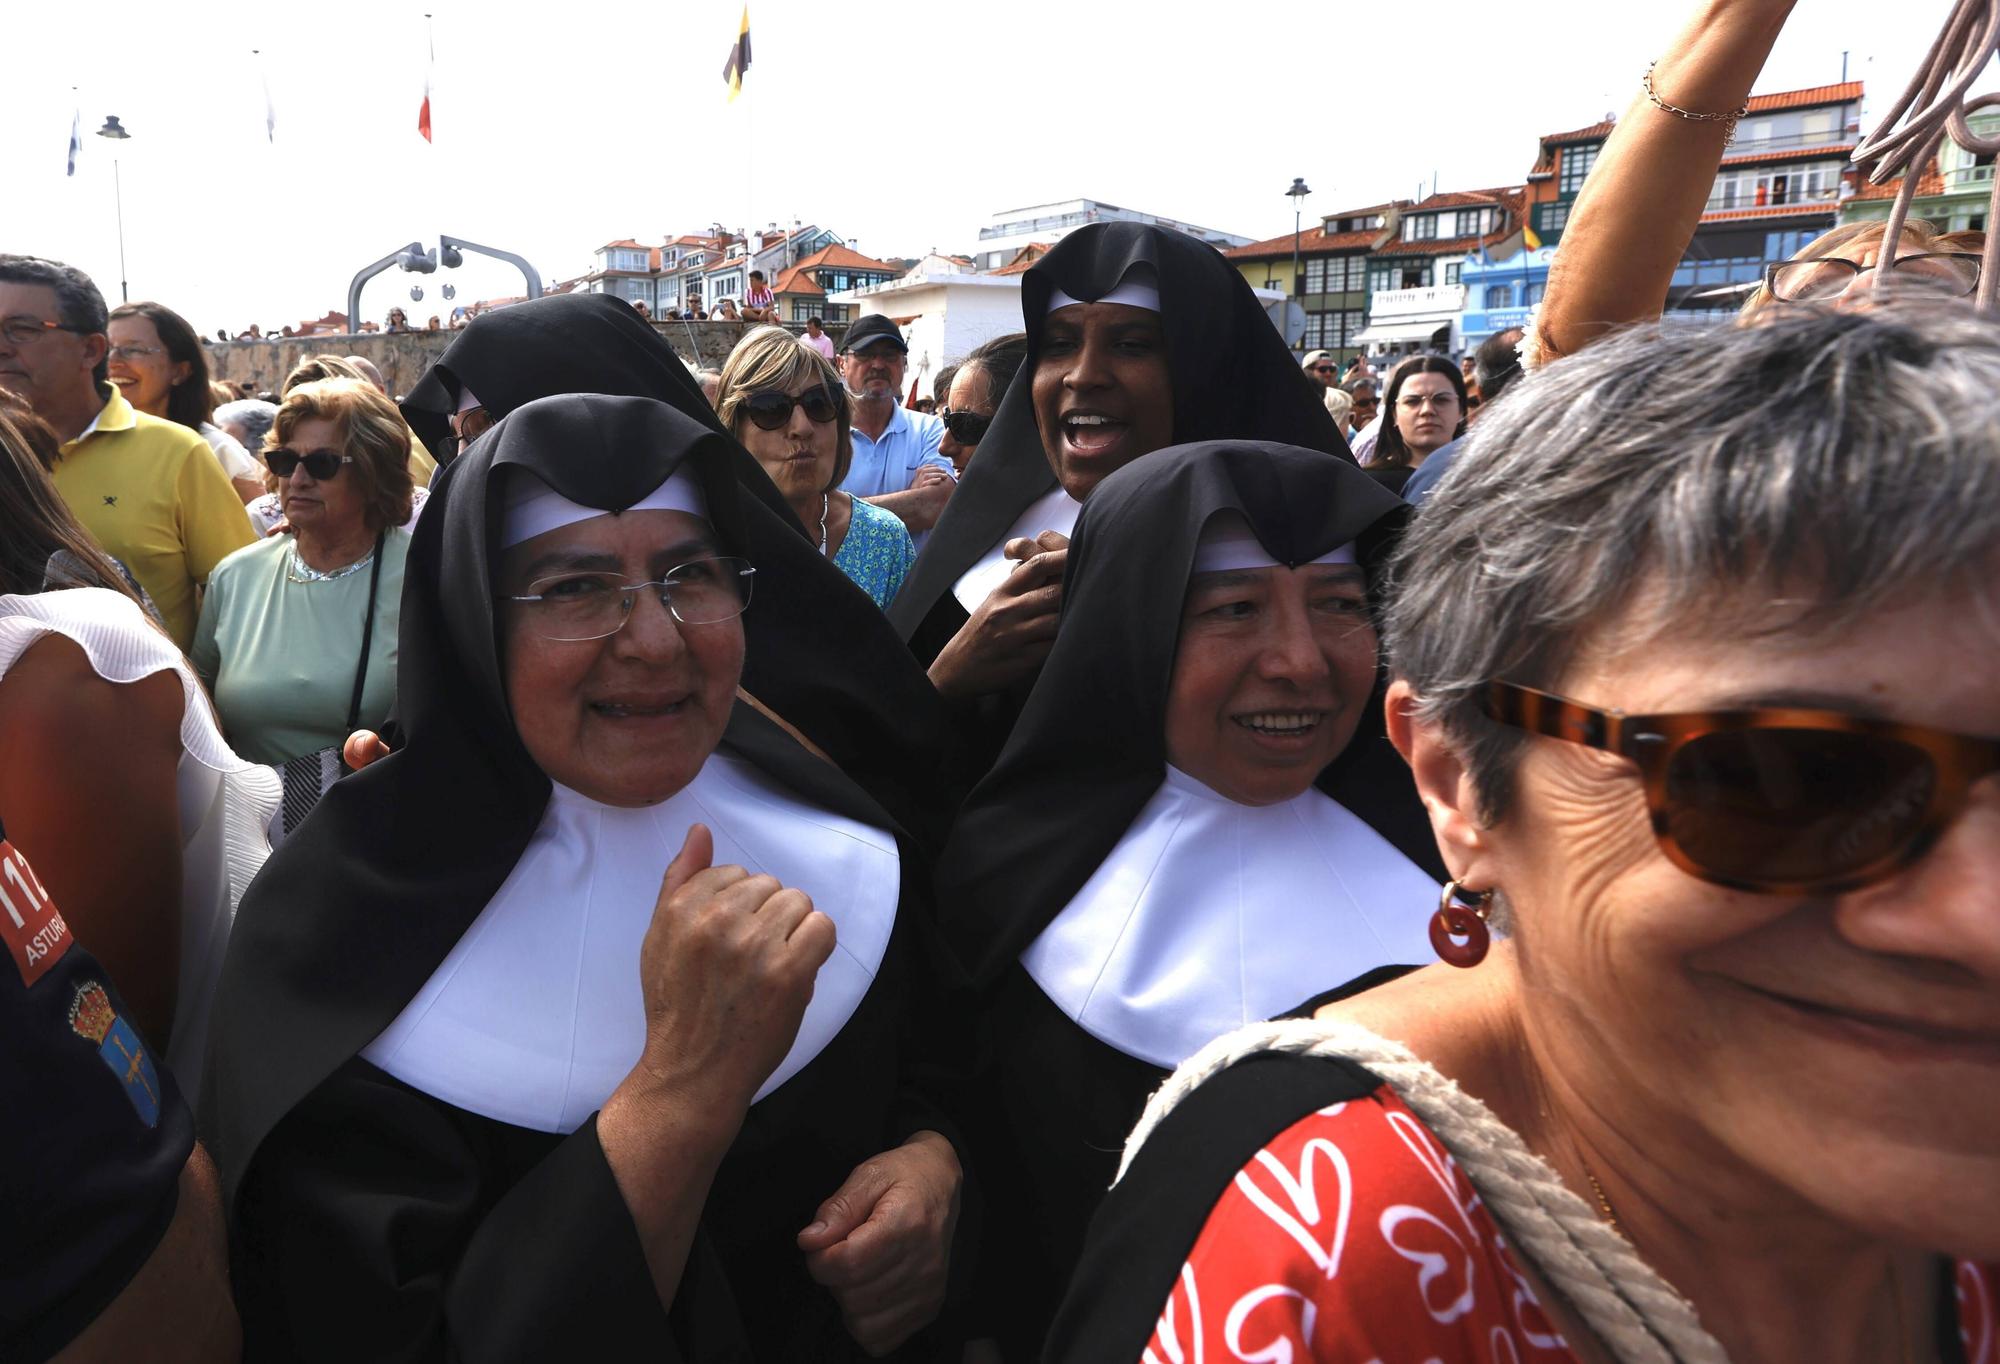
66, 107, 80, 176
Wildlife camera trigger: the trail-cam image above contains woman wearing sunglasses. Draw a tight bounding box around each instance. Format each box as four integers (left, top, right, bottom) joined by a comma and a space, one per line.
936, 332, 1027, 478
1047, 306, 2000, 1364
716, 325, 917, 610
191, 378, 413, 767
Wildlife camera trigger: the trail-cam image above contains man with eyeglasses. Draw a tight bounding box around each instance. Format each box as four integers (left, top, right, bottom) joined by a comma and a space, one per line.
0, 255, 252, 650
837, 313, 952, 540
1338, 375, 1380, 441
1300, 349, 1338, 389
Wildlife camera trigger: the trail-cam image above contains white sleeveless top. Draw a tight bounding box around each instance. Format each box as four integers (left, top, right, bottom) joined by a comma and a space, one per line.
951, 484, 1082, 613
1020, 765, 1440, 1070
362, 750, 901, 1135
0, 588, 279, 1102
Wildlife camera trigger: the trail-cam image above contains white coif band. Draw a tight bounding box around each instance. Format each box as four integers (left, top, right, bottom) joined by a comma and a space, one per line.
1046, 262, 1162, 316
456, 385, 485, 414
1192, 511, 1355, 574
501, 469, 710, 549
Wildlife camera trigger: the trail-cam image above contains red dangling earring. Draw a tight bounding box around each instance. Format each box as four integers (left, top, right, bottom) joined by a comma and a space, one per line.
1430, 880, 1493, 968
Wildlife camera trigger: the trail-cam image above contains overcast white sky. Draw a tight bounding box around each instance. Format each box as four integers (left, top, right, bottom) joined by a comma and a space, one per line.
1, 0, 1940, 335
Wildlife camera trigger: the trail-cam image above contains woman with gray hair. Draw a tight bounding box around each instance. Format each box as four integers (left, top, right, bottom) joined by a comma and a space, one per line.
1046, 304, 2000, 1363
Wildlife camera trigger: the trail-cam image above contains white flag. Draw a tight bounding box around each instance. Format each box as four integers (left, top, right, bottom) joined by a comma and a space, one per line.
66, 108, 80, 176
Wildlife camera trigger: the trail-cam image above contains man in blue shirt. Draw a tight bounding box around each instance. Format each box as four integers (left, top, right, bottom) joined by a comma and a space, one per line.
837, 314, 954, 537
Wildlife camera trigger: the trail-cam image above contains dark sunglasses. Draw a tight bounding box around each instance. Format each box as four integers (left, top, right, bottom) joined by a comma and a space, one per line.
742, 388, 842, 431
937, 407, 993, 444
264, 447, 355, 479
1483, 680, 2000, 896
1311, 364, 1337, 375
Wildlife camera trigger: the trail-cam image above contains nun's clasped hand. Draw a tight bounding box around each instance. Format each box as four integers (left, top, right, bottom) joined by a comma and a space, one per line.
928, 531, 1070, 697
798, 1128, 963, 1355
631, 824, 837, 1109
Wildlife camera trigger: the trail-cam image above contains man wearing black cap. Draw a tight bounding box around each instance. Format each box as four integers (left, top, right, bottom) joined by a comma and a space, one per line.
838, 313, 953, 537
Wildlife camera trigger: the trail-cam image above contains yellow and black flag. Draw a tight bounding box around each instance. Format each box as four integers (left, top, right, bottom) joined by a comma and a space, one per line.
722, 6, 751, 101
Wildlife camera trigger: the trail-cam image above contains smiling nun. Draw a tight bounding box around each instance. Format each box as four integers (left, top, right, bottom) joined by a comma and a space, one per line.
933, 440, 1442, 1352
886, 223, 1352, 773
206, 394, 970, 1361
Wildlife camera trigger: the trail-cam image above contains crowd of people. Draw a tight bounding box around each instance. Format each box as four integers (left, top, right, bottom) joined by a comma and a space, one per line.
4, 1, 1999, 1359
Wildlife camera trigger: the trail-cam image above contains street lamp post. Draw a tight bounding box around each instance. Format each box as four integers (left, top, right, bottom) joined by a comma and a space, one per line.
96, 116, 132, 302
1287, 177, 1311, 352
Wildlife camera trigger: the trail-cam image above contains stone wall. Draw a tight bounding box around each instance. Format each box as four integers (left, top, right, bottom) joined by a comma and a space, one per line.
207, 319, 848, 397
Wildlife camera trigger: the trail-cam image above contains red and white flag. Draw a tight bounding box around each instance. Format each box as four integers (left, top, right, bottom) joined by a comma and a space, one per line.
418, 22, 434, 142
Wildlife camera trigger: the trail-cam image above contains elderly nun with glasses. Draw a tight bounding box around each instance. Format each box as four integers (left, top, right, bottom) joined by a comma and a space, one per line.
207, 392, 974, 1361
1046, 304, 2000, 1364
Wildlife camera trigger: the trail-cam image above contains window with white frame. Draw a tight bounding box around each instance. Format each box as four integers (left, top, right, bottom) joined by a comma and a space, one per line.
1443, 262, 1462, 285
1304, 258, 1327, 292
1486, 284, 1515, 309
1455, 210, 1485, 237
1408, 215, 1439, 241
1559, 143, 1600, 195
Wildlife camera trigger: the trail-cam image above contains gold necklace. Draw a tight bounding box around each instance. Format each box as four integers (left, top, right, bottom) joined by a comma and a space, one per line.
1580, 1158, 1924, 1364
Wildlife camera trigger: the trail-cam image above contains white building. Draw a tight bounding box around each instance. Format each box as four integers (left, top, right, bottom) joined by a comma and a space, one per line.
972, 198, 1252, 272
828, 269, 1026, 385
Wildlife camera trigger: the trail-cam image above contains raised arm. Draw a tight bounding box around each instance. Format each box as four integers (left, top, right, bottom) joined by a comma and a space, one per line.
1532, 0, 1798, 363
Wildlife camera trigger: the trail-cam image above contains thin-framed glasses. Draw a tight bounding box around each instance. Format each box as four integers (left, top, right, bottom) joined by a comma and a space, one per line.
107, 344, 165, 362
1764, 252, 1982, 303
0, 317, 87, 346
1482, 680, 2000, 896
1398, 391, 1460, 411
501, 557, 756, 640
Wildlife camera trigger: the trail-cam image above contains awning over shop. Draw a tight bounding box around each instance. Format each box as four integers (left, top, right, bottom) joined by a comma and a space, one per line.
1352, 317, 1451, 345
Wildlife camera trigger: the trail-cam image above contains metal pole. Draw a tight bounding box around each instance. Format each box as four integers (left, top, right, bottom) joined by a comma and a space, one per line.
1291, 205, 1303, 352
112, 158, 128, 302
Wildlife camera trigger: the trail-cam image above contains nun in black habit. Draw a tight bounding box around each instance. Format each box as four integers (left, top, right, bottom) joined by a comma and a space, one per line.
886, 223, 1351, 771
391, 290, 950, 842
205, 395, 971, 1362
935, 441, 1444, 1353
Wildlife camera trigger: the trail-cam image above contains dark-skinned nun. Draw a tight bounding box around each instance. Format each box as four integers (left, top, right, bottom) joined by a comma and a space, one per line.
934, 441, 1444, 1355
887, 222, 1353, 776
205, 394, 972, 1363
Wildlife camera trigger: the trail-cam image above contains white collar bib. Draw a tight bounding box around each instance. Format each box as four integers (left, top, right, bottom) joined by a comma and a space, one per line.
950, 484, 1081, 613
362, 752, 900, 1133
1019, 765, 1439, 1070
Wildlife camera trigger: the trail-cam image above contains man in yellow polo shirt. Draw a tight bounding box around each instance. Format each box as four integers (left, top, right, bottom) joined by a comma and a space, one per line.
0, 256, 252, 650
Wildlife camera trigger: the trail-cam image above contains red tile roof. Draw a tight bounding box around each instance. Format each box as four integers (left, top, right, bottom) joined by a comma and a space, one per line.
1224, 225, 1381, 260
1718, 142, 1857, 168
1745, 81, 1862, 113
792, 242, 901, 274
1699, 202, 1841, 223
1542, 120, 1615, 146
1850, 160, 1946, 201
991, 243, 1053, 276
1395, 232, 1516, 258
771, 263, 825, 297
597, 238, 649, 252
1408, 185, 1525, 212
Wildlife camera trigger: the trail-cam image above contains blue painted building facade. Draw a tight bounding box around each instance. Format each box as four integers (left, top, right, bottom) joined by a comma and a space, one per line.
1457, 246, 1555, 348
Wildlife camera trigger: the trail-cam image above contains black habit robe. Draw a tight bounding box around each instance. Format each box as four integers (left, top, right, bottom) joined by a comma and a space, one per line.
886, 223, 1355, 774
204, 396, 970, 1362
932, 441, 1446, 1354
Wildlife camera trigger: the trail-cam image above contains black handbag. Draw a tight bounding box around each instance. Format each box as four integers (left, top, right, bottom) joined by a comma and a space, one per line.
277, 532, 387, 836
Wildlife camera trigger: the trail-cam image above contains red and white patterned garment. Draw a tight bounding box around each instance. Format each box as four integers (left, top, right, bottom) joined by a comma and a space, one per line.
1143, 1089, 1999, 1364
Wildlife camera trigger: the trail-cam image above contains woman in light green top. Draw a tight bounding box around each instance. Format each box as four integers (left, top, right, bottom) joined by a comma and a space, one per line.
193, 378, 414, 766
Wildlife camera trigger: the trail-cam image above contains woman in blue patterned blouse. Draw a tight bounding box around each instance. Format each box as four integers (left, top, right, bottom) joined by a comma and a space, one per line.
717, 327, 916, 609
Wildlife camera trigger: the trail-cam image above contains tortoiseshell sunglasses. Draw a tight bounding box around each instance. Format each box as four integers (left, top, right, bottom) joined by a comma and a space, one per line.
1483, 681, 2000, 896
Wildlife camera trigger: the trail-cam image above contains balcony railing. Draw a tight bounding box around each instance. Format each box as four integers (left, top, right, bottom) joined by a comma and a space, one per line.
1367, 283, 1467, 317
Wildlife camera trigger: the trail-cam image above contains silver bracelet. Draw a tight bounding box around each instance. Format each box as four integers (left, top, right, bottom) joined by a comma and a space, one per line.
1643, 61, 1750, 146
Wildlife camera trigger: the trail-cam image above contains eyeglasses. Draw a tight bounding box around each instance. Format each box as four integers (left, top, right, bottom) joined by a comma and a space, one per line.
1398, 392, 1459, 411
107, 344, 165, 362
1311, 364, 1337, 375
937, 407, 993, 444
1483, 680, 2000, 896
1764, 252, 1982, 303
264, 447, 356, 479
742, 388, 842, 431
1350, 396, 1379, 410
0, 317, 87, 347
501, 557, 756, 640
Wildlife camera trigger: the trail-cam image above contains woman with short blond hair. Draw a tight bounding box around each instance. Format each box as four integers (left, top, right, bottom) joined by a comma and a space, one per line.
716, 325, 916, 608
192, 379, 413, 768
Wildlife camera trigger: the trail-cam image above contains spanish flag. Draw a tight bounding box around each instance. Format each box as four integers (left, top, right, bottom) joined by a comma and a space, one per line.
722, 6, 751, 101
1521, 221, 1543, 251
